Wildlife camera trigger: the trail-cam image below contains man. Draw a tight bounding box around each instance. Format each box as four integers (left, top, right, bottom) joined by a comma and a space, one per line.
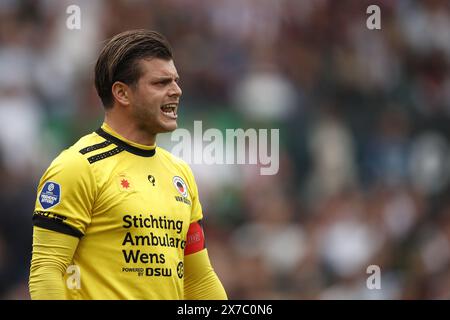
29, 30, 227, 300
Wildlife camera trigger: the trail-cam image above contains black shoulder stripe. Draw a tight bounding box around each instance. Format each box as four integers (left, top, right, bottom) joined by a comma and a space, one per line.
79, 140, 112, 155
87, 146, 125, 164
33, 214, 83, 238
95, 128, 156, 157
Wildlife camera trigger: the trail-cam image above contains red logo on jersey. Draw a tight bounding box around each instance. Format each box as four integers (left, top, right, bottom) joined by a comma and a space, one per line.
117, 174, 134, 192
120, 179, 130, 189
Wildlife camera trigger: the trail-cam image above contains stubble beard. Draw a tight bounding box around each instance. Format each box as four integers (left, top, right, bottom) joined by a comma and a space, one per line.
131, 101, 176, 137
131, 102, 159, 137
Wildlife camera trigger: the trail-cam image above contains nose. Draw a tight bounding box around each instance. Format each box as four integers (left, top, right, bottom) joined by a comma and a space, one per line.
169, 81, 182, 98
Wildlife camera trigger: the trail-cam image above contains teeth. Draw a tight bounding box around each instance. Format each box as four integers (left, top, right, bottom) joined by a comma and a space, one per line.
161, 104, 178, 115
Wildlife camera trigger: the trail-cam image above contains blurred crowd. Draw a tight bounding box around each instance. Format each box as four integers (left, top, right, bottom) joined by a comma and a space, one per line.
1, 0, 450, 299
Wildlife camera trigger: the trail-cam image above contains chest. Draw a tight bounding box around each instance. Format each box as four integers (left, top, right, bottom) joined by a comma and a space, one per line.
89, 158, 192, 237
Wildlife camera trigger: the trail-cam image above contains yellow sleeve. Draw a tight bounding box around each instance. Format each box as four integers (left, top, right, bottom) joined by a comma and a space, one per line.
33, 149, 96, 236
184, 249, 227, 300
29, 226, 79, 300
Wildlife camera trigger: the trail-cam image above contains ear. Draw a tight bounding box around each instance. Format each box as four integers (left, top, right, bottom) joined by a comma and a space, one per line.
111, 81, 131, 106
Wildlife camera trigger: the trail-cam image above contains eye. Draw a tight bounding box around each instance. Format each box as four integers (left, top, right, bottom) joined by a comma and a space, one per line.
153, 78, 180, 86
157, 80, 168, 85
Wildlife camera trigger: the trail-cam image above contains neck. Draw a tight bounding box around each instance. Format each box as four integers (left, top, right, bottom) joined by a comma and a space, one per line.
104, 113, 156, 146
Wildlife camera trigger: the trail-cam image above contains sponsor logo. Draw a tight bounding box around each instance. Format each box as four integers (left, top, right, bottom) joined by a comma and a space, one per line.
39, 182, 61, 209
121, 267, 144, 277
146, 267, 172, 277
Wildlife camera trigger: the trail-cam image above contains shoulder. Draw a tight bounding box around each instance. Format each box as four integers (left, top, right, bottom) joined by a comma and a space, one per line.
156, 146, 196, 179
156, 147, 192, 170
48, 132, 104, 172
38, 132, 102, 193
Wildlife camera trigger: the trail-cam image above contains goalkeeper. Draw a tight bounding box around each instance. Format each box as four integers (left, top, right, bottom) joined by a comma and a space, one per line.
29, 29, 227, 300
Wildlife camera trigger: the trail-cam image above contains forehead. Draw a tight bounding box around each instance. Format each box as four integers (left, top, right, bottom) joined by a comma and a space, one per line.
138, 58, 178, 78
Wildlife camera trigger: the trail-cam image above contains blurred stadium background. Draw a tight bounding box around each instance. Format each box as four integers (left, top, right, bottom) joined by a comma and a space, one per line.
1, 0, 450, 299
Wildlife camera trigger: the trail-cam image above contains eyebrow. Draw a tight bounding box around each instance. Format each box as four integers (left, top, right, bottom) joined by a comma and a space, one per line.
152, 75, 180, 81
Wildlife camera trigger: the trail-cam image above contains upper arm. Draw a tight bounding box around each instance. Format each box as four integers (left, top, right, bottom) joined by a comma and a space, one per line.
33, 150, 96, 237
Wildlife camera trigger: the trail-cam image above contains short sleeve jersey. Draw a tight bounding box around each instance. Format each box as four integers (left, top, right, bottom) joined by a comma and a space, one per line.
33, 123, 203, 299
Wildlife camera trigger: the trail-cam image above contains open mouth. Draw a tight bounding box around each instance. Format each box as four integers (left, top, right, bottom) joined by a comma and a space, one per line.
160, 103, 178, 119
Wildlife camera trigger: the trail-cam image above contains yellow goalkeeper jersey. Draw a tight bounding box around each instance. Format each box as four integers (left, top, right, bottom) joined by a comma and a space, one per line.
33, 123, 203, 299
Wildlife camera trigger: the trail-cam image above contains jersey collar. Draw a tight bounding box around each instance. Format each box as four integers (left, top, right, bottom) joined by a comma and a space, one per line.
96, 124, 156, 157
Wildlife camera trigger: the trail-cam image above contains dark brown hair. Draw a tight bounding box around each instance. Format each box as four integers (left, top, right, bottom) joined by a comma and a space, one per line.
94, 29, 173, 108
